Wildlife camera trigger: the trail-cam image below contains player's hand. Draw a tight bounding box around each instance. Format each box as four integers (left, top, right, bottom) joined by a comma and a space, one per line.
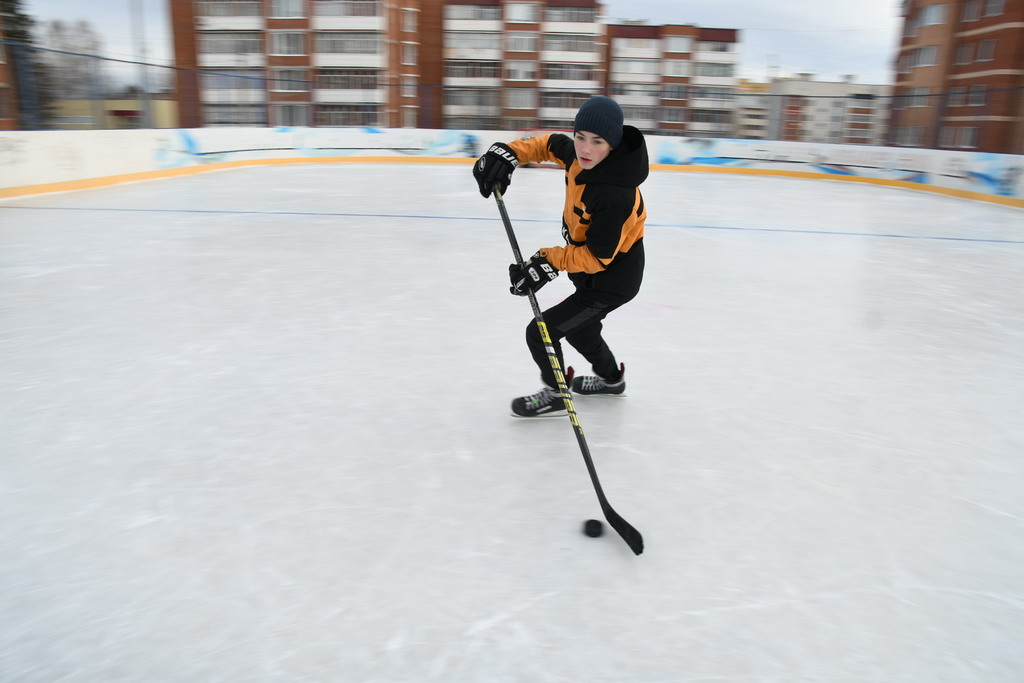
474, 142, 518, 198
509, 252, 558, 296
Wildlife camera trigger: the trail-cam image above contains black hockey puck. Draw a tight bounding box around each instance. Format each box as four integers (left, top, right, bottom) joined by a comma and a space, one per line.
583, 519, 604, 538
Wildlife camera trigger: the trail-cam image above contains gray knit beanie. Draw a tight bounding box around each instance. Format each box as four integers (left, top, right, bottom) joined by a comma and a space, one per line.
573, 96, 624, 148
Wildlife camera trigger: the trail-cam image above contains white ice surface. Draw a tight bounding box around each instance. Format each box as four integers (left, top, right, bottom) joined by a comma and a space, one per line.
1, 164, 1023, 682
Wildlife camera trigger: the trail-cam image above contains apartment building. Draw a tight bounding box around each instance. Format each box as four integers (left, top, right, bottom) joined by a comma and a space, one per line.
171, 0, 421, 127
891, 0, 1024, 152
736, 79, 770, 140
604, 24, 739, 137
170, 0, 744, 136
0, 13, 20, 130
767, 75, 892, 145
418, 0, 606, 131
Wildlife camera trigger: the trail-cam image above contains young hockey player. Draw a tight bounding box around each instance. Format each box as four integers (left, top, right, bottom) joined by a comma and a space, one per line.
473, 96, 649, 418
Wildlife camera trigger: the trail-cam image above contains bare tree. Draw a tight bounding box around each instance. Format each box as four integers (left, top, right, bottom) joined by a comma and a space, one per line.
42, 19, 109, 99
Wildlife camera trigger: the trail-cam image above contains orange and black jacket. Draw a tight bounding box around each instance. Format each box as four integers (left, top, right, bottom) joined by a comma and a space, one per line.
508, 126, 649, 304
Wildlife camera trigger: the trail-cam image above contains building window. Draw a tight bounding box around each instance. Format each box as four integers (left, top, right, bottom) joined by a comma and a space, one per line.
201, 68, 265, 90
698, 62, 735, 77
544, 6, 595, 22
661, 107, 686, 122
539, 91, 591, 109
692, 86, 735, 100
962, 0, 981, 21
505, 61, 537, 81
506, 2, 540, 23
664, 60, 691, 77
948, 86, 967, 106
543, 34, 597, 52
611, 59, 660, 75
445, 32, 502, 50
274, 104, 308, 126
270, 32, 305, 55
314, 0, 383, 17
664, 36, 693, 53
198, 32, 264, 54
445, 89, 500, 106
443, 4, 500, 20
316, 69, 379, 89
939, 126, 956, 147
955, 43, 973, 64
983, 0, 1005, 17
402, 9, 417, 33
401, 43, 417, 66
913, 45, 938, 67
315, 32, 379, 53
196, 1, 263, 17
317, 104, 380, 126
957, 127, 979, 148
401, 76, 416, 98
204, 104, 268, 126
270, 68, 308, 92
663, 84, 688, 99
908, 86, 931, 107
542, 63, 595, 81
504, 89, 536, 109
402, 106, 417, 128
697, 41, 732, 52
506, 32, 537, 52
690, 109, 731, 124
968, 84, 986, 105
445, 61, 500, 78
919, 3, 946, 25
976, 39, 996, 61
270, 0, 305, 18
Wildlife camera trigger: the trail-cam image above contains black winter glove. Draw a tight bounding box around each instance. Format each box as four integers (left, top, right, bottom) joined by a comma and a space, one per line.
474, 142, 518, 198
509, 252, 559, 296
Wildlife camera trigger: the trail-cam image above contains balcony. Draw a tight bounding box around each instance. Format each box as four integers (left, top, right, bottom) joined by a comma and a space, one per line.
542, 21, 599, 35
314, 89, 386, 104
312, 53, 387, 68
540, 50, 602, 64
198, 53, 267, 68
443, 19, 502, 32
538, 79, 601, 91
194, 16, 264, 31
201, 89, 267, 104
444, 104, 500, 117
311, 16, 385, 31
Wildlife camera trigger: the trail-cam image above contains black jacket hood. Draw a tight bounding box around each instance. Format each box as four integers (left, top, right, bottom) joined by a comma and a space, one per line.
575, 125, 649, 188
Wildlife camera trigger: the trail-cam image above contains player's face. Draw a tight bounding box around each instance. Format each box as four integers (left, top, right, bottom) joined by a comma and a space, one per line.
574, 131, 612, 169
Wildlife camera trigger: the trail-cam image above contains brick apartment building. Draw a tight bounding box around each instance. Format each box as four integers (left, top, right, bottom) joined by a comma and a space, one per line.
890, 0, 1024, 153
0, 13, 21, 130
172, 0, 422, 127
605, 24, 739, 137
170, 0, 744, 136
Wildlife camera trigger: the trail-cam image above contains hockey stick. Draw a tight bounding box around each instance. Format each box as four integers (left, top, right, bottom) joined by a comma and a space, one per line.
494, 189, 644, 556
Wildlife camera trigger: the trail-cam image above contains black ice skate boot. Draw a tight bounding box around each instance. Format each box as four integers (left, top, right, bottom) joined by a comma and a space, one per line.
571, 363, 626, 396
511, 368, 574, 418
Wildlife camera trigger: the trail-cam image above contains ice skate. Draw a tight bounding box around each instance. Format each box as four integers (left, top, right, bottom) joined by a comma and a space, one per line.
511, 368, 574, 418
571, 363, 626, 397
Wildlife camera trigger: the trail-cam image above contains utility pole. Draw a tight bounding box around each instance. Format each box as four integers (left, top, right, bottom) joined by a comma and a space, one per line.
129, 0, 152, 127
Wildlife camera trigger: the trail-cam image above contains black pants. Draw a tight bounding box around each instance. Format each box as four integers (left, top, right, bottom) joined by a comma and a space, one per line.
526, 292, 626, 389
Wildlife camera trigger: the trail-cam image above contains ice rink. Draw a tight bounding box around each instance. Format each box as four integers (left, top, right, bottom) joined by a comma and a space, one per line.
2, 161, 1023, 682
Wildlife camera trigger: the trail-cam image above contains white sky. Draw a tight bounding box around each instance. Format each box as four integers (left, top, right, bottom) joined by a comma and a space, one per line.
24, 0, 903, 85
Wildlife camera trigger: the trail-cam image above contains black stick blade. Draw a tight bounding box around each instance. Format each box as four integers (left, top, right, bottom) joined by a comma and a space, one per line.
604, 504, 644, 555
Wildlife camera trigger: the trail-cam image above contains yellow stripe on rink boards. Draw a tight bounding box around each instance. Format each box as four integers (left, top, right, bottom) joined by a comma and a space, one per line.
0, 156, 475, 200
648, 163, 1024, 209
2, 155, 1020, 209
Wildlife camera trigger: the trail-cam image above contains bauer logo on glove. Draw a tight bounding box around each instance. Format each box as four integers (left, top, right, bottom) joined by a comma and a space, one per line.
509, 251, 559, 296
473, 142, 519, 198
